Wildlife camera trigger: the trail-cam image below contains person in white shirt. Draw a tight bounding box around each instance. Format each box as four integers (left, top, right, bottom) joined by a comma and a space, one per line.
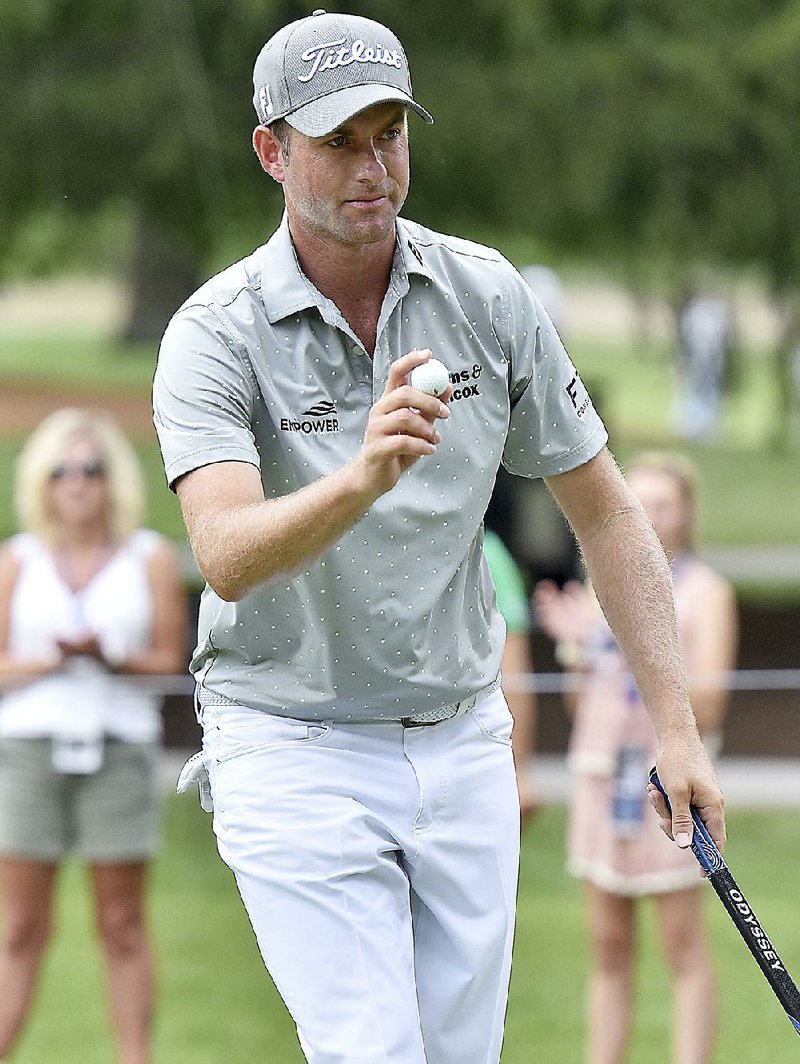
0, 408, 187, 1064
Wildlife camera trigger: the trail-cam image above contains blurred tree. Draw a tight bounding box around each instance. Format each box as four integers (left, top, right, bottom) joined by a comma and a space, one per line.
718, 3, 800, 446
0, 0, 799, 399
0, 0, 297, 339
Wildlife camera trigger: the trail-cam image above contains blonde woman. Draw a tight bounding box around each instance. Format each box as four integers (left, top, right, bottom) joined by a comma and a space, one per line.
535, 453, 738, 1064
0, 409, 187, 1064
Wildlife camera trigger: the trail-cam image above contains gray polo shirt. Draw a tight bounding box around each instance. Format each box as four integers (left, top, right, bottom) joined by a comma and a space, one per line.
153, 215, 607, 720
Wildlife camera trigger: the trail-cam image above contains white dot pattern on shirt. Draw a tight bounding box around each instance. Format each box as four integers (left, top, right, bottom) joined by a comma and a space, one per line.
156, 221, 605, 717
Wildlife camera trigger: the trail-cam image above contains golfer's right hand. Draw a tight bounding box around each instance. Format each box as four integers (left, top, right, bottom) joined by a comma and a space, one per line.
353, 349, 451, 497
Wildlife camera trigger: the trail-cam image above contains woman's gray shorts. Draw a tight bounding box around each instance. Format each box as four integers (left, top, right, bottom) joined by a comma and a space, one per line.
0, 738, 161, 862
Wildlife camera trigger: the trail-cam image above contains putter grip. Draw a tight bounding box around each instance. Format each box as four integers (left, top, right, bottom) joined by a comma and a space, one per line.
647, 766, 724, 876
648, 767, 800, 1034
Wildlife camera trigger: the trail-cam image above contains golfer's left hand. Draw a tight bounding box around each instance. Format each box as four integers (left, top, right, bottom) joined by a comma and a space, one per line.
648, 735, 726, 853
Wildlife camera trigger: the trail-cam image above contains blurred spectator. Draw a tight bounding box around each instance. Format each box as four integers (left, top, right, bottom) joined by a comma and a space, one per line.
0, 409, 187, 1064
485, 470, 580, 588
673, 289, 735, 440
534, 452, 738, 1064
483, 529, 538, 822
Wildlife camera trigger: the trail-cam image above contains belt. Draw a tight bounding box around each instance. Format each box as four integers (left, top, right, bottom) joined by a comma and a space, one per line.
401, 678, 501, 728
196, 678, 501, 728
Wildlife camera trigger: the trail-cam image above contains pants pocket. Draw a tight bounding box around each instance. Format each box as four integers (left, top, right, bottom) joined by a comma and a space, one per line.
471, 692, 514, 745
207, 709, 331, 764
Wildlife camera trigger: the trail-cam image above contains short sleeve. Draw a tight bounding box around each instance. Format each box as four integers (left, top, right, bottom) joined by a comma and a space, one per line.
153, 304, 260, 489
501, 271, 607, 479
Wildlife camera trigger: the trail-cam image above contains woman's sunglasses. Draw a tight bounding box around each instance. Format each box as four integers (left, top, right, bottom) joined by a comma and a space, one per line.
49, 460, 107, 481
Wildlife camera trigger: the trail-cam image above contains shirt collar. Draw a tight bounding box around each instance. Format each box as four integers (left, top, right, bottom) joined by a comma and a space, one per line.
396, 218, 434, 283
258, 214, 434, 325
258, 214, 318, 324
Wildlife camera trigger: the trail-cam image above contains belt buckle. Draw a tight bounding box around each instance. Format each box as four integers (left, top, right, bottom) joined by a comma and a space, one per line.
401, 714, 451, 728
400, 680, 497, 729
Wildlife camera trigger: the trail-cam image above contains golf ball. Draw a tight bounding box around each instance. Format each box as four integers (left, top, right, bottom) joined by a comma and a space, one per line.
409, 359, 451, 397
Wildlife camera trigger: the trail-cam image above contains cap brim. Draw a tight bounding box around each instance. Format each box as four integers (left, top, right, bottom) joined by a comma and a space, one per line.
284, 83, 433, 137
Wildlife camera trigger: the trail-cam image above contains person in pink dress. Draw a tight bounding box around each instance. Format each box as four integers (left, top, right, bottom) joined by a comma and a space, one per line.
535, 452, 738, 1064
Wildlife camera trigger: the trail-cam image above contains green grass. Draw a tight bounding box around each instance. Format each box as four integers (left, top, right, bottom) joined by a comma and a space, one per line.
574, 339, 785, 452
0, 335, 156, 394
573, 341, 800, 600
574, 340, 800, 549
6, 799, 800, 1062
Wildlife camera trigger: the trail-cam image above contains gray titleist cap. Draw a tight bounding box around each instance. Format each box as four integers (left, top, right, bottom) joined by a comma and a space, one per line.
252, 8, 434, 137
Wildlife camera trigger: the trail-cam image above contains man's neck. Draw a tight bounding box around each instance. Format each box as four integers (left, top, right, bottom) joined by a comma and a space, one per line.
289, 223, 396, 356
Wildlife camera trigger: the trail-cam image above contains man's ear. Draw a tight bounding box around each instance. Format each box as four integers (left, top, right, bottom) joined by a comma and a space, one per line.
253, 126, 286, 183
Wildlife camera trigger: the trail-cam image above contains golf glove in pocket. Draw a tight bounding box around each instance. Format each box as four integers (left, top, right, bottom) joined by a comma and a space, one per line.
176, 751, 214, 813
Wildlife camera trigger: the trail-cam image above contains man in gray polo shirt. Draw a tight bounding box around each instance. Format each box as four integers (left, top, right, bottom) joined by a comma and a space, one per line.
155, 10, 725, 1063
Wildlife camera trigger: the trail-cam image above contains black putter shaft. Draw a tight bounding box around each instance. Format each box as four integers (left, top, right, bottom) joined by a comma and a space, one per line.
649, 768, 800, 1037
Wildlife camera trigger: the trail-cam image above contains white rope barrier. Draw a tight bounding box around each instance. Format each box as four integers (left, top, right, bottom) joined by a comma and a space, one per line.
501, 670, 800, 694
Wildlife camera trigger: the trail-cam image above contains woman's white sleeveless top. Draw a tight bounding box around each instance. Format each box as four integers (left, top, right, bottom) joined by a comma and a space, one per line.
0, 530, 164, 742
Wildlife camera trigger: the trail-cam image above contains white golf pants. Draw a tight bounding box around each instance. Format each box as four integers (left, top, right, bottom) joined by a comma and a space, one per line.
200, 689, 520, 1064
